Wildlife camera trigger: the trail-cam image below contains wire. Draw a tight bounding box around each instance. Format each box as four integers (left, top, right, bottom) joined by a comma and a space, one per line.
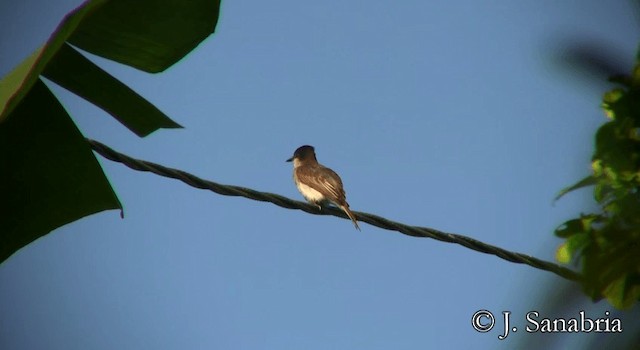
87, 138, 582, 282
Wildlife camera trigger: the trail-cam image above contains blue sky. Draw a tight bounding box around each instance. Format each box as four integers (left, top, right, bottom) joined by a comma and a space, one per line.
1, 1, 640, 349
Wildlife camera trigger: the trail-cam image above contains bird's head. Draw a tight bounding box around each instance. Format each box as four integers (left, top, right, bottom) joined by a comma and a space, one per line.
287, 145, 317, 165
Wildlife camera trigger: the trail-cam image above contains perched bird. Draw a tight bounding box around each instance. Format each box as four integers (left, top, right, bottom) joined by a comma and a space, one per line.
287, 145, 360, 230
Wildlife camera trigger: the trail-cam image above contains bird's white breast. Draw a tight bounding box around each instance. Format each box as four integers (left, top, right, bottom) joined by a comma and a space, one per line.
296, 181, 325, 202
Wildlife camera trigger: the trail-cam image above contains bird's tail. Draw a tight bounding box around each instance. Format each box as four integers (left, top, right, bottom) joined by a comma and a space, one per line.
340, 204, 361, 231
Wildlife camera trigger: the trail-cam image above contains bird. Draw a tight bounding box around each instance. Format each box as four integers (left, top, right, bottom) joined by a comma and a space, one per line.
286, 145, 360, 230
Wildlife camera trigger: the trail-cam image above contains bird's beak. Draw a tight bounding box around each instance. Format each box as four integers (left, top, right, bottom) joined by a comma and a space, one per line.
286, 157, 293, 162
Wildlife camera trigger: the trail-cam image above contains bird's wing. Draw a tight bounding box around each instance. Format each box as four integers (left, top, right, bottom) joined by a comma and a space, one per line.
296, 166, 346, 203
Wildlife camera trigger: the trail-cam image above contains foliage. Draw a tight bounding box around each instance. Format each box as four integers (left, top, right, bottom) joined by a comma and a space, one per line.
555, 58, 640, 309
0, 0, 220, 263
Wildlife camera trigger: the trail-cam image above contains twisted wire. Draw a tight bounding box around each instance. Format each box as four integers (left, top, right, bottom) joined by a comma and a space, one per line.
87, 138, 582, 282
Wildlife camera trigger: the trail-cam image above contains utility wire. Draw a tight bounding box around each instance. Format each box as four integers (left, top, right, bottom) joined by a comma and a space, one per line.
87, 138, 582, 282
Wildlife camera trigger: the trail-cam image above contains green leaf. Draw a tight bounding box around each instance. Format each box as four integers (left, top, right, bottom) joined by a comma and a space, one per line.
555, 218, 583, 238
601, 88, 624, 120
43, 43, 181, 137
555, 232, 589, 263
603, 276, 640, 310
0, 0, 109, 121
2, 0, 220, 131
555, 242, 572, 264
0, 80, 122, 263
0, 0, 223, 263
554, 175, 597, 202
68, 0, 221, 73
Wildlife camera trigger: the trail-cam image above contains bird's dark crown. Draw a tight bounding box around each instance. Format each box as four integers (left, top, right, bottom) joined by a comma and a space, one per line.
289, 145, 316, 161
